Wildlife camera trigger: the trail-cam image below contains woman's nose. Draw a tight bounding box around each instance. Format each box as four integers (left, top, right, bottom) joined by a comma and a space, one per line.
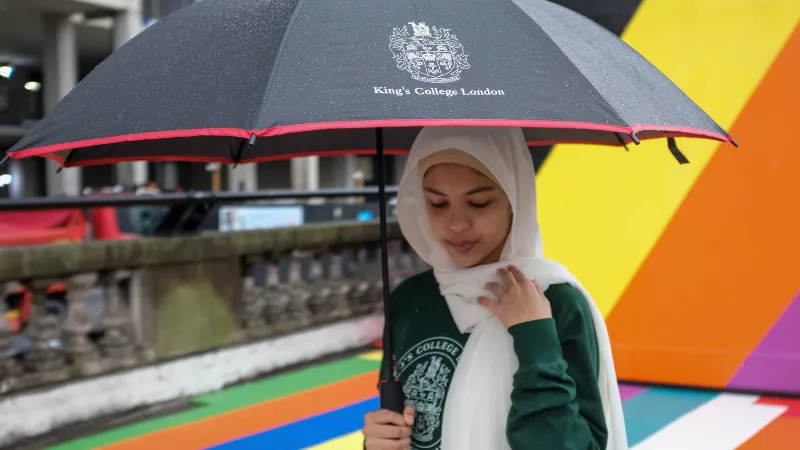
448, 216, 470, 233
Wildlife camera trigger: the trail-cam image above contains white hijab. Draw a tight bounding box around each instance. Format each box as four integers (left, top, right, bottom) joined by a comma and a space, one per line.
396, 126, 627, 450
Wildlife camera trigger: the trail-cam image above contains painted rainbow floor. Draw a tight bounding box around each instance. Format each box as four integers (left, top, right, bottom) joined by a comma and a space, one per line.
47, 351, 800, 450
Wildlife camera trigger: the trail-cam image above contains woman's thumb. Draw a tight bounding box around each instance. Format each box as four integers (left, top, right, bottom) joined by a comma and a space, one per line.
404, 404, 415, 426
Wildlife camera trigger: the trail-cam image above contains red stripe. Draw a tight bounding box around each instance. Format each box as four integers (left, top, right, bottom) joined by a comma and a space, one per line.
8, 118, 732, 166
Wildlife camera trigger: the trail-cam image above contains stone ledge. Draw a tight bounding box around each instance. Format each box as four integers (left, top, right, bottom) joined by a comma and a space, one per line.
0, 220, 402, 282
0, 314, 384, 447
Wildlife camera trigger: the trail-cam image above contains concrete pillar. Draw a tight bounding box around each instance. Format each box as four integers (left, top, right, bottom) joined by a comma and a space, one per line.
227, 164, 257, 192
42, 14, 80, 197
393, 155, 408, 185
6, 65, 29, 124
155, 162, 178, 191
112, 4, 148, 188
8, 158, 41, 199
319, 155, 356, 189
291, 156, 319, 191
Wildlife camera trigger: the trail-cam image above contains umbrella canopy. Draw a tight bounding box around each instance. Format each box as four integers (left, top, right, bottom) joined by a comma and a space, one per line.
5, 0, 733, 167
1, 0, 737, 415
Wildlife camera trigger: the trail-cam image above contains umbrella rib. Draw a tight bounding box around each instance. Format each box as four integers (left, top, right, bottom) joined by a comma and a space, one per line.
506, 0, 631, 133
55, 150, 77, 173
615, 133, 630, 151
251, 0, 311, 131
232, 134, 257, 168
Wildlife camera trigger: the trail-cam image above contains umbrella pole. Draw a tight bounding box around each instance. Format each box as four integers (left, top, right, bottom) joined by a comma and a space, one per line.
375, 127, 406, 414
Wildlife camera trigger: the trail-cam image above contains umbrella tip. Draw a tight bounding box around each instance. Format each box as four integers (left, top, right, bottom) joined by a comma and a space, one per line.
248, 133, 257, 148
614, 133, 629, 151
730, 137, 739, 148
630, 133, 640, 145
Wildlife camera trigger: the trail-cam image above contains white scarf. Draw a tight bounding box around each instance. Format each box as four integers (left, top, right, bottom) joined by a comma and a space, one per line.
396, 126, 628, 450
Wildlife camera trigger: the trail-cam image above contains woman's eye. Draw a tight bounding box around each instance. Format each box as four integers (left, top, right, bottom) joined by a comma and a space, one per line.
430, 202, 448, 209
469, 201, 491, 208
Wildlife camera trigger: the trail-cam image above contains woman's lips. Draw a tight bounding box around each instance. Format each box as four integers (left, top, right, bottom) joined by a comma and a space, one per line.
447, 240, 476, 253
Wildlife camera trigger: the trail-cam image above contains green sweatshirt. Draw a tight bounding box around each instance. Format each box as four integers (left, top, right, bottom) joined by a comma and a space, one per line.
378, 270, 608, 450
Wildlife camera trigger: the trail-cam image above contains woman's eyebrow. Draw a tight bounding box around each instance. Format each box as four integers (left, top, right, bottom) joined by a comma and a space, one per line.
423, 186, 495, 196
465, 186, 495, 195
424, 187, 447, 195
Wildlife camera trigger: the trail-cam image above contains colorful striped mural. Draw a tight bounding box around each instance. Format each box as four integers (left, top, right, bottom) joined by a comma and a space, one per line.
50, 351, 800, 449
538, 0, 800, 394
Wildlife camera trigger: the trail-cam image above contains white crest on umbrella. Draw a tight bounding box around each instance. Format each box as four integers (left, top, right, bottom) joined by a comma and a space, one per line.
390, 22, 470, 84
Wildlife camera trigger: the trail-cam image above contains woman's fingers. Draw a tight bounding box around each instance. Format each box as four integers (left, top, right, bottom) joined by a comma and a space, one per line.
364, 423, 412, 440
365, 409, 408, 427
485, 282, 505, 299
364, 437, 412, 450
363, 408, 414, 449
497, 267, 517, 288
507, 265, 528, 284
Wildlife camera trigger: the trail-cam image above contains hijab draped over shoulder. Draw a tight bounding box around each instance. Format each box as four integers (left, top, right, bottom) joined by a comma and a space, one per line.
396, 126, 627, 450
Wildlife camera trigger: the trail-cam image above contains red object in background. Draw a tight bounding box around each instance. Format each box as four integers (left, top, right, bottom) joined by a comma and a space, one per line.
0, 205, 138, 332
3, 282, 66, 333
90, 207, 137, 240
0, 209, 87, 246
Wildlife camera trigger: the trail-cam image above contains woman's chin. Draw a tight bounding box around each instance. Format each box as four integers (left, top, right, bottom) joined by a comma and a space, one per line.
447, 250, 485, 268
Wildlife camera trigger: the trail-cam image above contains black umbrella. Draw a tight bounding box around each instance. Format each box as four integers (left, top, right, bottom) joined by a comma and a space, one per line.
3, 0, 736, 413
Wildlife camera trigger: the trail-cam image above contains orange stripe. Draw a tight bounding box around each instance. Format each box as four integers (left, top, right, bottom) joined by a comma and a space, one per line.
607, 25, 800, 388
103, 370, 378, 450
737, 417, 800, 449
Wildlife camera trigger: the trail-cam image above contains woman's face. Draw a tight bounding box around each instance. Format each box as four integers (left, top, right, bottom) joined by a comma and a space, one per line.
422, 162, 512, 268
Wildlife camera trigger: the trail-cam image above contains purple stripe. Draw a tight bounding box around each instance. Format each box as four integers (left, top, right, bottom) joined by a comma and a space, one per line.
619, 384, 648, 402
727, 292, 800, 393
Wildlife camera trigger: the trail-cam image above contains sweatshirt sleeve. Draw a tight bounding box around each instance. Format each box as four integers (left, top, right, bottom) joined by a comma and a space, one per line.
505, 283, 608, 450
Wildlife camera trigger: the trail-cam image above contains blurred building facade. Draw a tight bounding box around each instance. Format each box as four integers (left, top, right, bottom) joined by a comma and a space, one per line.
0, 0, 371, 198
0, 0, 149, 198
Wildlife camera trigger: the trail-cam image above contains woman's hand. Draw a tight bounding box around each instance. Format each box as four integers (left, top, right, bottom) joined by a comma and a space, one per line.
478, 265, 552, 328
362, 404, 415, 449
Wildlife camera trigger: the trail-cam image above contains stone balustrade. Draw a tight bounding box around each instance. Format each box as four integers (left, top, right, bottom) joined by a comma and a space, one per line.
0, 220, 423, 396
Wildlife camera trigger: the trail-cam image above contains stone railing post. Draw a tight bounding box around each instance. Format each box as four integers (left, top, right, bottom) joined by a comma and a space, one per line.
346, 246, 372, 316
367, 245, 385, 314
264, 256, 292, 334
99, 270, 138, 369
307, 251, 334, 325
0, 282, 22, 393
62, 273, 104, 376
323, 249, 351, 321
24, 279, 69, 384
241, 255, 270, 339
286, 252, 312, 329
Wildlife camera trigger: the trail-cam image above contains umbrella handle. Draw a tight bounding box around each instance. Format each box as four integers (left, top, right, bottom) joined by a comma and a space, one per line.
380, 379, 406, 413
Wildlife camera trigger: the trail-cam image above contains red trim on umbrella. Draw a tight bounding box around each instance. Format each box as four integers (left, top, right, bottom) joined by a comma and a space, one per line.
8, 118, 733, 167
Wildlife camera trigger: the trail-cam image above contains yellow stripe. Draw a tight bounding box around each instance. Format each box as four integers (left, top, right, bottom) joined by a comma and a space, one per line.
303, 431, 363, 450
537, 1, 800, 316
359, 350, 383, 362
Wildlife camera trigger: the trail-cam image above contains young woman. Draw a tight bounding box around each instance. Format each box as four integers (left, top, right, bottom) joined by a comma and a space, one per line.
361, 126, 627, 450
